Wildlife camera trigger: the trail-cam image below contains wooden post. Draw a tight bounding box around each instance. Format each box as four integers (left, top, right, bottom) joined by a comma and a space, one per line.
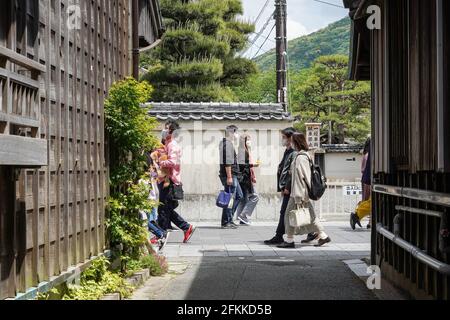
0, 167, 16, 299
132, 0, 140, 80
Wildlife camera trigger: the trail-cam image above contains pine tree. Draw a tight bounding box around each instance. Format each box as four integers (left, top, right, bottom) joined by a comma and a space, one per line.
294, 55, 371, 144
141, 0, 257, 102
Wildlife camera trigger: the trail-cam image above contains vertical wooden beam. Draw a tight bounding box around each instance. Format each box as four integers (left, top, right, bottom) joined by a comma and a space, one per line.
71, 0, 79, 267
0, 167, 16, 299
92, 0, 100, 256
43, 0, 51, 282
79, 0, 86, 261
86, 0, 93, 258
63, 0, 71, 272
132, 0, 139, 79
99, 0, 106, 251
31, 169, 39, 286
16, 170, 26, 293
437, 0, 447, 172
54, 0, 62, 275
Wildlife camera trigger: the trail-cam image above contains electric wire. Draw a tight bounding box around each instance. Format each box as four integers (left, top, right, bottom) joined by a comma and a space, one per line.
251, 23, 276, 60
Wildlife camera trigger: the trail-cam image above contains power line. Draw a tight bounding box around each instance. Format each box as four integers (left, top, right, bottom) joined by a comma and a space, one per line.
253, 0, 271, 25
240, 10, 275, 57
252, 23, 276, 59
311, 0, 345, 9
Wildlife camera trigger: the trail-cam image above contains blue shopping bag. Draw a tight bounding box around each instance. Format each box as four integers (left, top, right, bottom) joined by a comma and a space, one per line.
216, 190, 232, 209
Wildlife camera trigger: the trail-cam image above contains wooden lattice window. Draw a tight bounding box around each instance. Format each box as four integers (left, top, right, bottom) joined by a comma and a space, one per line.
0, 0, 47, 167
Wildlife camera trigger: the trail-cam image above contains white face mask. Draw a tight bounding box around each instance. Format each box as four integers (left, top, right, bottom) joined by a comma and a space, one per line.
246, 140, 252, 149
161, 129, 169, 140
282, 138, 289, 147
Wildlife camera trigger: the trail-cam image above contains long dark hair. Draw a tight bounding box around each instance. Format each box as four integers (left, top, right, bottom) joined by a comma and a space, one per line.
363, 137, 371, 155
291, 133, 309, 152
238, 133, 251, 164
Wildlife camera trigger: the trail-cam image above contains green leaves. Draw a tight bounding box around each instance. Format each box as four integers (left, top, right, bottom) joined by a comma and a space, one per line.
38, 257, 134, 300
104, 78, 159, 264
106, 179, 154, 258
293, 55, 371, 144
105, 78, 158, 185
147, 58, 224, 85
141, 0, 256, 102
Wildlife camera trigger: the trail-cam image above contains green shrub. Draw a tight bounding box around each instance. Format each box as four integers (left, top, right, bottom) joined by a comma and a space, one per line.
127, 254, 169, 277
37, 257, 133, 301
142, 0, 256, 102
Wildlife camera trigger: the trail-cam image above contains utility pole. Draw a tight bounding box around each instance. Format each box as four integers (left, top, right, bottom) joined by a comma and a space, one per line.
275, 0, 288, 112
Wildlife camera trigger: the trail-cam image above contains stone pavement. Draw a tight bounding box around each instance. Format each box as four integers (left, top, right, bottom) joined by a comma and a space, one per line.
162, 221, 371, 259
130, 221, 394, 300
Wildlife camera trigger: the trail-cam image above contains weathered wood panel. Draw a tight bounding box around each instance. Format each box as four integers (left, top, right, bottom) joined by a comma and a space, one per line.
0, 0, 133, 299
138, 0, 163, 48
371, 0, 450, 300
0, 135, 47, 166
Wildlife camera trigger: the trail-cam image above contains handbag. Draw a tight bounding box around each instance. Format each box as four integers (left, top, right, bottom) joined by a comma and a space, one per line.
169, 183, 184, 201
288, 154, 311, 228
216, 190, 232, 209
289, 203, 311, 228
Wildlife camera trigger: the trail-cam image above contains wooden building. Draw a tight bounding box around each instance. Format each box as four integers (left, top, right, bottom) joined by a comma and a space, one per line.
0, 0, 163, 299
344, 0, 450, 299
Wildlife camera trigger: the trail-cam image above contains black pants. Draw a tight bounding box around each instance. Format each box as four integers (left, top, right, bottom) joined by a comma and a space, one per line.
275, 194, 291, 238
157, 182, 190, 232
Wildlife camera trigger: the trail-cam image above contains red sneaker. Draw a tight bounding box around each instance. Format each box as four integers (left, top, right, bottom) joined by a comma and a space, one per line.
150, 237, 159, 245
183, 225, 196, 243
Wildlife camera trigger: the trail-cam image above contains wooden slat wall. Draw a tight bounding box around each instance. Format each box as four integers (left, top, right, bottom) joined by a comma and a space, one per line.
371, 0, 389, 174
138, 0, 159, 47
444, 0, 450, 146
373, 0, 438, 174
0, 0, 132, 299
373, 0, 450, 300
387, 0, 408, 170
408, 0, 438, 173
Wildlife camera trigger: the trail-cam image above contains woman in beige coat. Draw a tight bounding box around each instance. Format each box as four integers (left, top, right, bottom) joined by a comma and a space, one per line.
277, 133, 331, 249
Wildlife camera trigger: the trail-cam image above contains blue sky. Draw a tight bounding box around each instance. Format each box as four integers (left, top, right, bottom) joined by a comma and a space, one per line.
240, 0, 348, 58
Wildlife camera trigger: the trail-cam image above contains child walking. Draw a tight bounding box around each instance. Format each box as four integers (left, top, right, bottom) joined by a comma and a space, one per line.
140, 166, 169, 251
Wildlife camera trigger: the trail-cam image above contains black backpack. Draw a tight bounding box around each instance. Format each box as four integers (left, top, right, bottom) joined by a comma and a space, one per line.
301, 154, 327, 201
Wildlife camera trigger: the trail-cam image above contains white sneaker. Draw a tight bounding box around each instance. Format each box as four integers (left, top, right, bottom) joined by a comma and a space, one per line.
237, 216, 251, 226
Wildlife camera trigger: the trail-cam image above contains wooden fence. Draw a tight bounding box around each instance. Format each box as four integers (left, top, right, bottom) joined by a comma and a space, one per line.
0, 0, 133, 299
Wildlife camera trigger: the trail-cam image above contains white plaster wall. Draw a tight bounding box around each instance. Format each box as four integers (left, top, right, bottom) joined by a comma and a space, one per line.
324, 153, 363, 182
154, 121, 365, 222
154, 120, 292, 221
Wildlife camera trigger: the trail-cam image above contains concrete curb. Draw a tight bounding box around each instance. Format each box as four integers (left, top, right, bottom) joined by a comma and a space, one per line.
98, 269, 151, 301
125, 269, 151, 288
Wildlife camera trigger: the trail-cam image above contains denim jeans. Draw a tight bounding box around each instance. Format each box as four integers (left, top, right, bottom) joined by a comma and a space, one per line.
220, 176, 243, 226
157, 181, 190, 232
235, 186, 259, 221
148, 220, 165, 239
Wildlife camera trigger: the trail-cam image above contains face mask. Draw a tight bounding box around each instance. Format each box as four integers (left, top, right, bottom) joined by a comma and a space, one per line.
161, 129, 169, 140
246, 140, 252, 149
282, 138, 289, 147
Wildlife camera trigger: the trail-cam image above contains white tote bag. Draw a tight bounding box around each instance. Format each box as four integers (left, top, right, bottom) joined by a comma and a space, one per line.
288, 204, 311, 228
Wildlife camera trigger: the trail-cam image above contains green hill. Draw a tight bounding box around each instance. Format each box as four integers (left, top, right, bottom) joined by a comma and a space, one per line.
254, 17, 351, 72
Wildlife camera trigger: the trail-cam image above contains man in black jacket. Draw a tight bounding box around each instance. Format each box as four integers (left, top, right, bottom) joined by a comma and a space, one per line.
264, 127, 297, 245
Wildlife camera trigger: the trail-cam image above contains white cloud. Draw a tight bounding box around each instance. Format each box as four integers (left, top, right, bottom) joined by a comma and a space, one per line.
287, 19, 308, 40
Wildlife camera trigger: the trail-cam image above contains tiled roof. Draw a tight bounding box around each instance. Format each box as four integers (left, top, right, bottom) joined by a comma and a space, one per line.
322, 144, 363, 153
145, 102, 293, 121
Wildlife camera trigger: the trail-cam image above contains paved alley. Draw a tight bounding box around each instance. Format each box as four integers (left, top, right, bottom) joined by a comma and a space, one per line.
131, 221, 385, 300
